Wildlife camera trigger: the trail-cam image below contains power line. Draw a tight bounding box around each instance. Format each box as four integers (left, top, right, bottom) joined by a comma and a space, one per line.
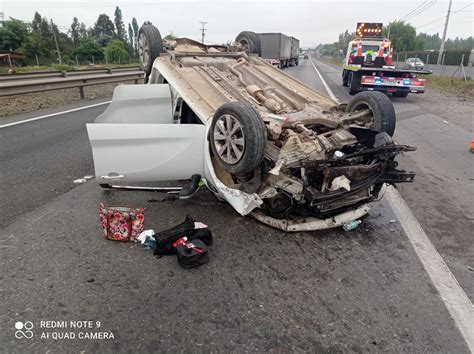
452, 3, 473, 12
416, 15, 446, 29
403, 0, 438, 21
400, 0, 429, 21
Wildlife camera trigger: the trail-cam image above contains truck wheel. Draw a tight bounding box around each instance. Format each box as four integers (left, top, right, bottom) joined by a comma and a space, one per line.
348, 72, 360, 95
342, 70, 349, 87
210, 102, 266, 175
235, 31, 262, 56
138, 25, 163, 78
346, 91, 396, 136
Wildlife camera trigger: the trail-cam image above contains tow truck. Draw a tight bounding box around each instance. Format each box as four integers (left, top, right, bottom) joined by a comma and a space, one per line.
342, 22, 431, 97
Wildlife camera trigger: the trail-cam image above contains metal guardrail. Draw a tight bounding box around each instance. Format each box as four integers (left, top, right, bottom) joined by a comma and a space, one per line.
0, 67, 141, 81
0, 68, 144, 98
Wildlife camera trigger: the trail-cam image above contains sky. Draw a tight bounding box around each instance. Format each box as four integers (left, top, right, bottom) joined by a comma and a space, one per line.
0, 0, 472, 47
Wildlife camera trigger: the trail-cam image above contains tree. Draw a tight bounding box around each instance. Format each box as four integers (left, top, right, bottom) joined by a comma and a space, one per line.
31, 11, 42, 33
0, 18, 28, 51
92, 14, 115, 46
128, 23, 135, 55
19, 32, 51, 63
384, 21, 425, 52
131, 17, 139, 53
105, 39, 128, 63
73, 37, 104, 62
417, 32, 441, 50
39, 17, 51, 39
163, 32, 177, 41
114, 6, 126, 42
70, 17, 80, 46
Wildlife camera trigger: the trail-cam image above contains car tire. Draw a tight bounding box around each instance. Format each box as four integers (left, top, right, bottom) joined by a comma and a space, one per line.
138, 25, 163, 78
235, 31, 262, 56
210, 102, 266, 175
346, 91, 396, 136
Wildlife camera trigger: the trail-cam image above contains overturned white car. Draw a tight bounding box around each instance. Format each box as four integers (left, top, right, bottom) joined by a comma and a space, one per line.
86, 25, 416, 231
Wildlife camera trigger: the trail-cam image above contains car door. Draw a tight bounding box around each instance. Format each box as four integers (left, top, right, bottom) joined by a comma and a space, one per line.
86, 84, 206, 183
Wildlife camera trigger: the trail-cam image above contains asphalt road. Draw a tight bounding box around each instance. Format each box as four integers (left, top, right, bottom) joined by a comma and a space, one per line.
0, 62, 471, 351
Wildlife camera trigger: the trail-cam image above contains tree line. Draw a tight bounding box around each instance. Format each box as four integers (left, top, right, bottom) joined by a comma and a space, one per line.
0, 7, 163, 66
318, 21, 473, 57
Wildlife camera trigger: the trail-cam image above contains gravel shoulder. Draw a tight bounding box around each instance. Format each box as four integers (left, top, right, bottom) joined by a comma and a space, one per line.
408, 90, 474, 133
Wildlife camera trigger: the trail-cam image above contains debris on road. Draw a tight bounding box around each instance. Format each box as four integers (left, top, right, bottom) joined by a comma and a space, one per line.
342, 219, 362, 231
72, 178, 87, 184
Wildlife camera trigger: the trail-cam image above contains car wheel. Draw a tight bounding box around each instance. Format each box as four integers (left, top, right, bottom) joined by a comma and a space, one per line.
210, 102, 266, 175
235, 31, 262, 56
138, 25, 163, 78
346, 91, 396, 136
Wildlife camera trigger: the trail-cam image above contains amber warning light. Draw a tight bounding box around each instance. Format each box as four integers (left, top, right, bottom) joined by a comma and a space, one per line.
356, 23, 383, 37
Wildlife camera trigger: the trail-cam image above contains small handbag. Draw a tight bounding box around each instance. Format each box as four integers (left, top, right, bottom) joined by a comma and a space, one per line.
98, 203, 145, 242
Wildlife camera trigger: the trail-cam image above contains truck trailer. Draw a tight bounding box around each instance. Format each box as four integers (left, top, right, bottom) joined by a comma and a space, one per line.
290, 36, 300, 66
235, 31, 299, 69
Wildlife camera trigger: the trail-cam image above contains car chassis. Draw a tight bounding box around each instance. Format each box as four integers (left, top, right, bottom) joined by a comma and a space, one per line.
87, 27, 416, 231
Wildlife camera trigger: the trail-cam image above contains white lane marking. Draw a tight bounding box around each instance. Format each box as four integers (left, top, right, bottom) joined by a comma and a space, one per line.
386, 187, 474, 351
309, 59, 339, 102
309, 59, 474, 350
0, 100, 111, 129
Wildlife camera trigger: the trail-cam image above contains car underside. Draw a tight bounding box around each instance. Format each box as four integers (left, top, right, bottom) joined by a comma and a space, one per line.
88, 26, 417, 231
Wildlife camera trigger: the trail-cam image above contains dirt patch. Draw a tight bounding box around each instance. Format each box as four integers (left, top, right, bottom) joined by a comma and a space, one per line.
0, 81, 137, 118
409, 90, 474, 133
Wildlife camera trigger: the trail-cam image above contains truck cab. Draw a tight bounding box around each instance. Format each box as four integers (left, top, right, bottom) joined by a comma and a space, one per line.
342, 22, 428, 97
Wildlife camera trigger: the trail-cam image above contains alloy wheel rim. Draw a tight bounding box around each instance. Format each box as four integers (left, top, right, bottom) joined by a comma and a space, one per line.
138, 33, 149, 67
213, 114, 245, 164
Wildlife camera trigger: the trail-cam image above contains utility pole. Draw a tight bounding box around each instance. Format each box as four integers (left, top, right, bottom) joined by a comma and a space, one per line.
51, 20, 62, 64
199, 21, 207, 44
437, 0, 452, 65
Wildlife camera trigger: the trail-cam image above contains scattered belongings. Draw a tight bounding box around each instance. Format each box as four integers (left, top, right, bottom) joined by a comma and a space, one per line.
177, 240, 209, 269
98, 203, 145, 241
98, 207, 212, 269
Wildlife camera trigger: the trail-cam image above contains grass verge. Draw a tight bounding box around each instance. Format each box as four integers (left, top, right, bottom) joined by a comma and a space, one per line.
424, 75, 473, 97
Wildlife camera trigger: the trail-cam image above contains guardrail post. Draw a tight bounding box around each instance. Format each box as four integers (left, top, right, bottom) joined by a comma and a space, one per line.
79, 86, 85, 99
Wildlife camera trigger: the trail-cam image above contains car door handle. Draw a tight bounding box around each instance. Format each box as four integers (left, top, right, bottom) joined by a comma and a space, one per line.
101, 174, 125, 180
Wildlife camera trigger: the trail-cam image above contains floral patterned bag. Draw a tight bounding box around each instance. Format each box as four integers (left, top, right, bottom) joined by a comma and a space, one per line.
99, 203, 145, 242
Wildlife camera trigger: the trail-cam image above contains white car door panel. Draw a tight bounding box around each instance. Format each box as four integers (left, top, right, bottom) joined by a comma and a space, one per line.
87, 124, 206, 182
96, 84, 174, 124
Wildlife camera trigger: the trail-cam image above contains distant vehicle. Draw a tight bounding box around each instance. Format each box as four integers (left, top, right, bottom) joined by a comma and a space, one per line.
405, 58, 424, 70
235, 32, 299, 69
304, 54, 309, 59
342, 22, 431, 98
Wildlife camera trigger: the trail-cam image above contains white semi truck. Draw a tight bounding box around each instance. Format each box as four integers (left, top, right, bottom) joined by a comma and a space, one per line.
235, 31, 300, 68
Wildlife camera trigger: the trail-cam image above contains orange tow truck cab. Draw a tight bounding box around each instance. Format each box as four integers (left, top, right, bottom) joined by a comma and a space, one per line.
342, 22, 430, 97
